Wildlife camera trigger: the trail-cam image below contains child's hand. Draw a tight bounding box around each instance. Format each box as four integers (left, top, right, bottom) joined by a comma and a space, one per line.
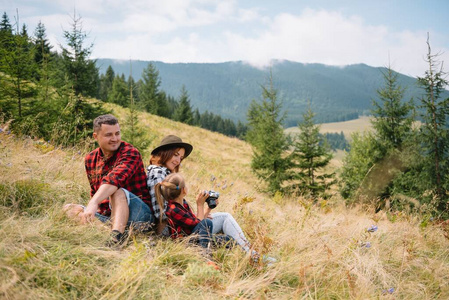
196, 190, 208, 205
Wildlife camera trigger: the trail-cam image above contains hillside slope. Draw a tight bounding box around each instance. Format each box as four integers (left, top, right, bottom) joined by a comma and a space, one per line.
1, 106, 449, 299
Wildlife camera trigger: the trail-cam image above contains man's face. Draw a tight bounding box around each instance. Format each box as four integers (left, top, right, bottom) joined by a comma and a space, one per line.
93, 123, 121, 156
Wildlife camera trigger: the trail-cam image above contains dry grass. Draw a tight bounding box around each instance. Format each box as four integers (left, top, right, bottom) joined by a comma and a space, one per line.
1, 107, 449, 299
285, 116, 373, 140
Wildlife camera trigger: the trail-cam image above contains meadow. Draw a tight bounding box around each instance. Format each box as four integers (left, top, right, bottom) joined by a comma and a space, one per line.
1, 105, 448, 299
285, 116, 373, 140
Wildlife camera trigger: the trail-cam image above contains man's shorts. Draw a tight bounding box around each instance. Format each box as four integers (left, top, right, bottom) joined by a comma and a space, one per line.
83, 188, 154, 226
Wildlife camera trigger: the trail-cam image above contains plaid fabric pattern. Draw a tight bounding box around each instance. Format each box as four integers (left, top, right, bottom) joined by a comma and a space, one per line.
166, 200, 200, 238
85, 141, 151, 216
146, 165, 171, 220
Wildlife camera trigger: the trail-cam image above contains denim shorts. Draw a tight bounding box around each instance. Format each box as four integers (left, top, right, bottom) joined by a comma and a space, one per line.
83, 188, 154, 225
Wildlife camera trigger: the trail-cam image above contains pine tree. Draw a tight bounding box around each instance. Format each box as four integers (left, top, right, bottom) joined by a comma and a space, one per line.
32, 21, 53, 100
246, 73, 291, 194
0, 12, 13, 53
138, 62, 169, 116
291, 105, 335, 199
416, 35, 449, 211
340, 65, 416, 203
193, 108, 201, 126
122, 65, 153, 157
339, 131, 383, 200
98, 65, 114, 101
33, 21, 52, 70
174, 85, 194, 124
236, 121, 247, 139
0, 12, 36, 118
371, 65, 414, 149
60, 11, 99, 97
108, 74, 129, 107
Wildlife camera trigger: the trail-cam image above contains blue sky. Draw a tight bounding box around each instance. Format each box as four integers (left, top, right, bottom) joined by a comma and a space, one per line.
3, 0, 449, 77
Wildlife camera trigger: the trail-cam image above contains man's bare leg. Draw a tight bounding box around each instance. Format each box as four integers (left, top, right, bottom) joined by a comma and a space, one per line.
110, 189, 129, 234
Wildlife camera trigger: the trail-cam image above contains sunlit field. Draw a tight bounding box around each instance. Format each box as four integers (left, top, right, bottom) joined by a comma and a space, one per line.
1, 106, 448, 299
285, 116, 373, 140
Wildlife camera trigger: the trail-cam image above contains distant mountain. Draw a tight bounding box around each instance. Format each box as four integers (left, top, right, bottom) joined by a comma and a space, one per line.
96, 59, 443, 126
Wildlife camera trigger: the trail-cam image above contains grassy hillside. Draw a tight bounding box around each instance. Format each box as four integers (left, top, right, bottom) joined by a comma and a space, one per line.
1, 105, 449, 299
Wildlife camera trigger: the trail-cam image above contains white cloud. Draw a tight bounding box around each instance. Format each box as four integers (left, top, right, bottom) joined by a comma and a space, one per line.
218, 9, 448, 77
11, 1, 449, 78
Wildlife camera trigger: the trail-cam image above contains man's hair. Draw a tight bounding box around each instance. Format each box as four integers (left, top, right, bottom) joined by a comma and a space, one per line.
93, 114, 119, 133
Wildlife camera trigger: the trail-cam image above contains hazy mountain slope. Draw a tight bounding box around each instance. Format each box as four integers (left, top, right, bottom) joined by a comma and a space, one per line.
97, 59, 443, 126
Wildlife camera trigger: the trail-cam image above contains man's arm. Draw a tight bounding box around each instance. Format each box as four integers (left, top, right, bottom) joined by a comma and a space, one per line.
81, 184, 118, 223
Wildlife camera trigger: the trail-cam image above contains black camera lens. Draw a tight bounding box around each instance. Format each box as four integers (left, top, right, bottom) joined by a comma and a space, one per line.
205, 190, 219, 209
206, 197, 217, 209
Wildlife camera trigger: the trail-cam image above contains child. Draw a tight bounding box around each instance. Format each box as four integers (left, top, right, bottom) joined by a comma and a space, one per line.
155, 173, 276, 264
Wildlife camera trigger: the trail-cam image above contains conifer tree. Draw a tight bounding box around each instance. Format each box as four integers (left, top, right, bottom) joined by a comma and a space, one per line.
139, 62, 169, 116
108, 74, 128, 107
33, 21, 52, 70
371, 65, 414, 149
174, 85, 194, 124
0, 12, 35, 118
32, 21, 53, 100
0, 12, 13, 53
98, 65, 114, 101
291, 105, 335, 199
246, 73, 291, 194
416, 36, 449, 210
340, 65, 415, 202
193, 108, 201, 126
60, 11, 99, 97
122, 67, 153, 157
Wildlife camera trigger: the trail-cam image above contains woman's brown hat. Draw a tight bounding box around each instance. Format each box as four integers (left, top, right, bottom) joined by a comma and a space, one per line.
151, 135, 193, 158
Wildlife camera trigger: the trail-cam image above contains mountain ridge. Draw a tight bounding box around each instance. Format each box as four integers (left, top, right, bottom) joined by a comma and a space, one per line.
96, 59, 442, 126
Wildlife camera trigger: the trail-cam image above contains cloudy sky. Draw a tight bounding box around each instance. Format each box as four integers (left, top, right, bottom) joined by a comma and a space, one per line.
3, 0, 449, 77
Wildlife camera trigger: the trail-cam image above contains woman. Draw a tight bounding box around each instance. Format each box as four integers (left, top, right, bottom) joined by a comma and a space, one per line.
147, 135, 275, 263
146, 135, 193, 233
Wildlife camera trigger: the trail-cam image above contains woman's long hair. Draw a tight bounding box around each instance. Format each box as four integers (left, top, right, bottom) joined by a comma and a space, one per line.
154, 173, 185, 221
150, 147, 182, 172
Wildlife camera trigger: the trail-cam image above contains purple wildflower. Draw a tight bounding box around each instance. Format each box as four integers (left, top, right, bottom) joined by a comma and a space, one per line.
367, 225, 378, 233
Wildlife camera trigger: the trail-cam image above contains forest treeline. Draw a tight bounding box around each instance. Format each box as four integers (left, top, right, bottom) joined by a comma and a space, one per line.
246, 37, 449, 217
0, 11, 247, 144
96, 58, 432, 126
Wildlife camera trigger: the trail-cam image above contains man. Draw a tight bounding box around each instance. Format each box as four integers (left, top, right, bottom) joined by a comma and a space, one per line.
64, 114, 154, 246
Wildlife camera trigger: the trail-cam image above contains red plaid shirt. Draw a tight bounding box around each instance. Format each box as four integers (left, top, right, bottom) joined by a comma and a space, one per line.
166, 199, 200, 238
84, 141, 151, 216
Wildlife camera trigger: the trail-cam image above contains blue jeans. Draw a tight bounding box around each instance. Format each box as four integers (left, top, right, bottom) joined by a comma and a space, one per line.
210, 212, 251, 252
90, 189, 154, 227
192, 219, 213, 248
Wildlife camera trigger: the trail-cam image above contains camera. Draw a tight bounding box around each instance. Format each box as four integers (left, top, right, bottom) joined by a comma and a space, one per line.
205, 190, 219, 209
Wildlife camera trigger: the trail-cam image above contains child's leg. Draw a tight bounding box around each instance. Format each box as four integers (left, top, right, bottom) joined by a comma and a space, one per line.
210, 212, 251, 252
192, 219, 213, 248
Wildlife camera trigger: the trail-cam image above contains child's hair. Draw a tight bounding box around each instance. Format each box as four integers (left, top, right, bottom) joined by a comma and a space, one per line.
154, 173, 185, 221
